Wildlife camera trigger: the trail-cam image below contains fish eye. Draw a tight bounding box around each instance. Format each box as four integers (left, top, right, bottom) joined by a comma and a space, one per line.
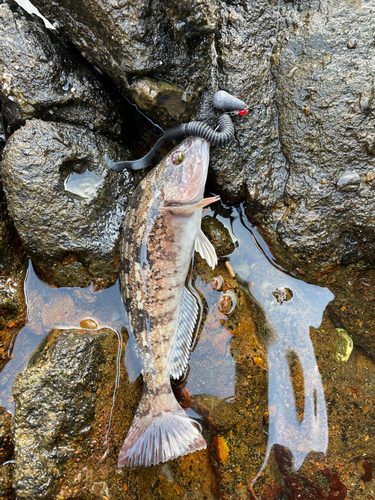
171, 151, 184, 164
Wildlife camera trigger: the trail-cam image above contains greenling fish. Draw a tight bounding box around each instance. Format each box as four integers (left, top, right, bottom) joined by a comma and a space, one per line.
118, 136, 218, 467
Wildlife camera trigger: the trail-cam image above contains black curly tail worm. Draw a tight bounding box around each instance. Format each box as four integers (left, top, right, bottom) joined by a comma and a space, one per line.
105, 113, 235, 172
106, 90, 246, 172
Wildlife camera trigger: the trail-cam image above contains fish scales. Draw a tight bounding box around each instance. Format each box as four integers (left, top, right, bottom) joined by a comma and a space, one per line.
118, 136, 217, 468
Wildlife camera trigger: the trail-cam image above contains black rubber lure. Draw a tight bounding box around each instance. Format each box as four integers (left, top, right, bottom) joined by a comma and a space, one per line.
105, 90, 247, 172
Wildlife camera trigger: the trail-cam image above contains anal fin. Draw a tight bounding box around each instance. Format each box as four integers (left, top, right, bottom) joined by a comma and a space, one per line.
170, 286, 199, 380
195, 229, 218, 270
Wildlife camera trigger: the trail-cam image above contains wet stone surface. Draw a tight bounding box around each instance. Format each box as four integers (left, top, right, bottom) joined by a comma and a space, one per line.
12, 328, 111, 499
0, 408, 13, 466
201, 215, 236, 257
1, 119, 142, 288
129, 77, 199, 128
0, 1, 123, 135
29, 0, 295, 203
263, 0, 375, 276
0, 176, 27, 373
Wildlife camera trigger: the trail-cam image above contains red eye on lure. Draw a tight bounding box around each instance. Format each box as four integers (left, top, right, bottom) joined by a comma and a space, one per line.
106, 90, 248, 172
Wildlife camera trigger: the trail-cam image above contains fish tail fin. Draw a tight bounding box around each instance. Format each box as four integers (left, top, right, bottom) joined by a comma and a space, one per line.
118, 393, 206, 467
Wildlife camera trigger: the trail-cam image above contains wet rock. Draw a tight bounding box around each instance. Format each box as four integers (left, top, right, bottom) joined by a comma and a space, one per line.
1, 119, 141, 288
0, 462, 14, 500
315, 264, 375, 362
0, 115, 5, 156
162, 0, 218, 35
29, 0, 295, 203
0, 1, 123, 135
12, 328, 113, 499
0, 192, 26, 317
201, 215, 236, 257
129, 77, 198, 128
0, 179, 27, 370
0, 408, 13, 465
261, 1, 375, 276
29, 0, 186, 90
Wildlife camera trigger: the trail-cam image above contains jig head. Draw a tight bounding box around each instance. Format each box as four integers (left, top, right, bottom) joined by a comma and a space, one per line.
105, 90, 247, 172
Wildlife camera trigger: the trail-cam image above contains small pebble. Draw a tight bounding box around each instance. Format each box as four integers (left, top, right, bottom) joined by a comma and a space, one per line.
365, 172, 374, 182
212, 276, 224, 291
253, 356, 264, 367
272, 287, 293, 304
219, 291, 237, 315
337, 171, 360, 191
347, 39, 357, 49
79, 318, 98, 329
335, 328, 353, 362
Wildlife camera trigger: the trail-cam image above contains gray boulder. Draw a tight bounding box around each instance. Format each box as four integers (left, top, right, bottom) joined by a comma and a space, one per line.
0, 1, 123, 135
1, 119, 141, 288
28, 0, 294, 205
12, 328, 111, 499
261, 1, 375, 275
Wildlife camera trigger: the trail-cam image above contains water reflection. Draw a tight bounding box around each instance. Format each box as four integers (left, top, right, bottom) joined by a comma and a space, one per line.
0, 205, 334, 478
64, 170, 105, 201
186, 275, 236, 400
211, 207, 334, 474
0, 263, 126, 414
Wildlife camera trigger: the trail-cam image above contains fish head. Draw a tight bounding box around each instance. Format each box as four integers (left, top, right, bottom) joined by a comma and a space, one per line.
158, 136, 210, 206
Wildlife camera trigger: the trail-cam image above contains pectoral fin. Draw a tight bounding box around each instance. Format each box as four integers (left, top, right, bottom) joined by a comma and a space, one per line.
159, 196, 220, 215
170, 286, 199, 380
195, 229, 218, 270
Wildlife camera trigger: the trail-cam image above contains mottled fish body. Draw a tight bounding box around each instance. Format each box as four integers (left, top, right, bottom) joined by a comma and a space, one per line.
118, 136, 217, 467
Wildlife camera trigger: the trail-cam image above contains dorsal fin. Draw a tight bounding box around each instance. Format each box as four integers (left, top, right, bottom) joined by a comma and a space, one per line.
170, 286, 199, 380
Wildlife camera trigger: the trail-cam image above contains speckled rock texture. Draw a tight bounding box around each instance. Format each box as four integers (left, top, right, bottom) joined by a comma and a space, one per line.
1, 119, 141, 288
0, 116, 5, 153
27, 0, 375, 280
29, 0, 292, 205
0, 168, 27, 370
263, 0, 375, 278
12, 328, 111, 499
0, 1, 123, 135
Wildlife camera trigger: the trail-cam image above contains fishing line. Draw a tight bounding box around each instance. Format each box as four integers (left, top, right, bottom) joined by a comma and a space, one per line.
106, 90, 248, 172
102, 327, 123, 449
122, 93, 164, 133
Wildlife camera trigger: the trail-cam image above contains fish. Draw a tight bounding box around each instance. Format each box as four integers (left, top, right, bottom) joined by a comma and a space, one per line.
118, 136, 218, 467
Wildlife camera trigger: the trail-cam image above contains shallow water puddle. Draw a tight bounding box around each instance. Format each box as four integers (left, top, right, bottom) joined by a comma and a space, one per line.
64, 170, 105, 201
0, 263, 126, 414
0, 206, 335, 480
184, 206, 334, 475
226, 209, 333, 474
